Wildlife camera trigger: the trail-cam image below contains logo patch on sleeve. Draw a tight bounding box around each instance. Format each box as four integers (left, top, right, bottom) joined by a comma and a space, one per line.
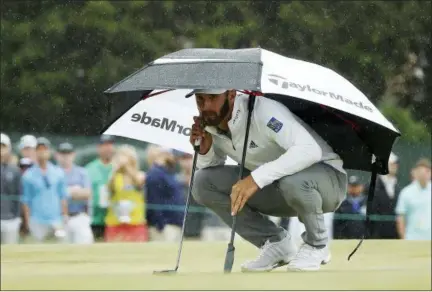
267, 117, 283, 133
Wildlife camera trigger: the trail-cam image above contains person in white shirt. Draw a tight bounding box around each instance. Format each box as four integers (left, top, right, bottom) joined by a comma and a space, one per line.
188, 89, 347, 272
395, 158, 431, 240
368, 152, 401, 239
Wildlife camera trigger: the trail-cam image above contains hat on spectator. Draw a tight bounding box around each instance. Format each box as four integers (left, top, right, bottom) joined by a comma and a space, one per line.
19, 134, 37, 150
99, 135, 115, 144
57, 142, 74, 153
415, 158, 431, 169
348, 175, 361, 186
36, 137, 51, 148
1, 133, 11, 147
388, 152, 398, 164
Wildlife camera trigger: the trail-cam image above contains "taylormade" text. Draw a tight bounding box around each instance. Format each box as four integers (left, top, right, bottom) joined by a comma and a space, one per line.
130, 112, 191, 136
268, 75, 373, 112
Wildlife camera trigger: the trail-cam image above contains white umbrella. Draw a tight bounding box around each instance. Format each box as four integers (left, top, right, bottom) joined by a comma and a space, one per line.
104, 88, 238, 165
105, 48, 400, 172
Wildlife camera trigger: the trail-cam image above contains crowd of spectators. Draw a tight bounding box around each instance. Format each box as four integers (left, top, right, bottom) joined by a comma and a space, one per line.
0, 133, 228, 244
333, 153, 431, 240
1, 133, 430, 245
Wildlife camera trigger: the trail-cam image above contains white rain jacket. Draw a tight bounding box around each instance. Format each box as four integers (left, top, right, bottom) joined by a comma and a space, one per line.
197, 93, 346, 188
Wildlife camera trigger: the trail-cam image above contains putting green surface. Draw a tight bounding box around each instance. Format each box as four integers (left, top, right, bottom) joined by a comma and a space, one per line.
1, 240, 431, 290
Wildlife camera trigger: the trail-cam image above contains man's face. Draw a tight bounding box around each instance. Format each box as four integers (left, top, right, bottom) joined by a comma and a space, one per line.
195, 91, 235, 126
0, 144, 10, 161
56, 152, 75, 168
98, 142, 114, 161
348, 184, 364, 196
388, 162, 398, 176
36, 145, 51, 162
416, 166, 431, 183
20, 147, 36, 160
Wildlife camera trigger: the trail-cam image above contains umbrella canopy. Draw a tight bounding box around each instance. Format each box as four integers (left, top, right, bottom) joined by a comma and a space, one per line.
104, 48, 400, 174
104, 88, 238, 165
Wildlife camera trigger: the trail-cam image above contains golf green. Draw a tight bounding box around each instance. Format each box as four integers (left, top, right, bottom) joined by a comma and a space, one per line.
1, 240, 430, 290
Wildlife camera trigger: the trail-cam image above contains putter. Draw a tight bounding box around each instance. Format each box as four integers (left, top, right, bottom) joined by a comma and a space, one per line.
223, 94, 256, 273
153, 139, 201, 275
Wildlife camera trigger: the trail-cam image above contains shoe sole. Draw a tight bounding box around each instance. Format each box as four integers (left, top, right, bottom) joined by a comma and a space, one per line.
286, 254, 332, 272
241, 258, 294, 273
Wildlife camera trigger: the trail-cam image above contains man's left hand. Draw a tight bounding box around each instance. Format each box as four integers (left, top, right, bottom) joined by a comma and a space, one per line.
230, 175, 259, 216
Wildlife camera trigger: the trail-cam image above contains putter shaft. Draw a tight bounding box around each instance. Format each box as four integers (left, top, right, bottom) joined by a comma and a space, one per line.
152, 140, 201, 274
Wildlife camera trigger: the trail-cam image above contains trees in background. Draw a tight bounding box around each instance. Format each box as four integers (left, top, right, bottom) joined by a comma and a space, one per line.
1, 1, 430, 142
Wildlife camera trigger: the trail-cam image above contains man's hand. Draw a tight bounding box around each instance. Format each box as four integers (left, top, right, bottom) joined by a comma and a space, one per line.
230, 175, 259, 216
190, 116, 212, 154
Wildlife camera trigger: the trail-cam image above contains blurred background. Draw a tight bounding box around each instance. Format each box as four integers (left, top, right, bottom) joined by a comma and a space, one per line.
1, 1, 431, 245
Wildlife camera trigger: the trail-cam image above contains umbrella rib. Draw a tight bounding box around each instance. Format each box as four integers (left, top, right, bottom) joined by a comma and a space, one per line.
150, 60, 263, 65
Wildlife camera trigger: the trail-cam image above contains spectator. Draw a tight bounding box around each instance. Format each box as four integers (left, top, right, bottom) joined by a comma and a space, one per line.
8, 154, 19, 167
105, 145, 147, 242
19, 157, 33, 173
1, 133, 22, 244
396, 158, 431, 240
368, 152, 401, 239
146, 147, 184, 242
55, 142, 94, 244
333, 175, 366, 239
18, 135, 37, 162
21, 137, 68, 243
18, 157, 34, 237
173, 150, 205, 239
85, 135, 115, 240
146, 144, 163, 167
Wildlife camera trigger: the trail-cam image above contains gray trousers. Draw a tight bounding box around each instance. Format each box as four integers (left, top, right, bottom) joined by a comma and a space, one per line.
192, 163, 347, 248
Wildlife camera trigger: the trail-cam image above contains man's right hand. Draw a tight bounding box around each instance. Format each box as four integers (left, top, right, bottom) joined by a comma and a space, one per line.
191, 116, 212, 155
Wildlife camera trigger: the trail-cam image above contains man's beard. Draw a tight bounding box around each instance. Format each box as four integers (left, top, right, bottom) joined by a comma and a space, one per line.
202, 96, 230, 126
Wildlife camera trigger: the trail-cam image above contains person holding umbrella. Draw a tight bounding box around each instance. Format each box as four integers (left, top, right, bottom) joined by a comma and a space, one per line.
189, 89, 347, 272
102, 47, 401, 273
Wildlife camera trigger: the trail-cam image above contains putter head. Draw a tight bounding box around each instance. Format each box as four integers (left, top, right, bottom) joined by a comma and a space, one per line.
223, 244, 235, 273
153, 269, 178, 275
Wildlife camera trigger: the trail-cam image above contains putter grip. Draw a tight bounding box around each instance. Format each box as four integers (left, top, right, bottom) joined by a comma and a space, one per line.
193, 138, 201, 152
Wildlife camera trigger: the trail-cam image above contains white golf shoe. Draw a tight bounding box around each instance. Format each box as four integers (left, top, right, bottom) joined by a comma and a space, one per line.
241, 235, 298, 272
286, 242, 331, 271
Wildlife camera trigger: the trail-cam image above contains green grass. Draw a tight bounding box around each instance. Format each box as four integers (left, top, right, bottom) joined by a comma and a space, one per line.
1, 240, 431, 290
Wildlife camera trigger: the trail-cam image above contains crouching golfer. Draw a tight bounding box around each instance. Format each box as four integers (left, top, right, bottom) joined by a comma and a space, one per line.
188, 89, 347, 272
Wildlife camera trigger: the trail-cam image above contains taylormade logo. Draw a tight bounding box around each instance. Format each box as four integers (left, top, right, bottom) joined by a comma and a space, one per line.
130, 112, 191, 136
268, 74, 373, 113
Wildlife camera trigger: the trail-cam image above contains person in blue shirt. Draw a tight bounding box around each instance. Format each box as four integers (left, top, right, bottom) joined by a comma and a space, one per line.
55, 142, 94, 244
21, 137, 68, 242
396, 158, 431, 240
333, 175, 366, 239
145, 147, 184, 241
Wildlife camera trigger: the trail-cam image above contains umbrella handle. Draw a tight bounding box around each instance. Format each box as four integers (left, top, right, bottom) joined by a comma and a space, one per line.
193, 138, 201, 152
